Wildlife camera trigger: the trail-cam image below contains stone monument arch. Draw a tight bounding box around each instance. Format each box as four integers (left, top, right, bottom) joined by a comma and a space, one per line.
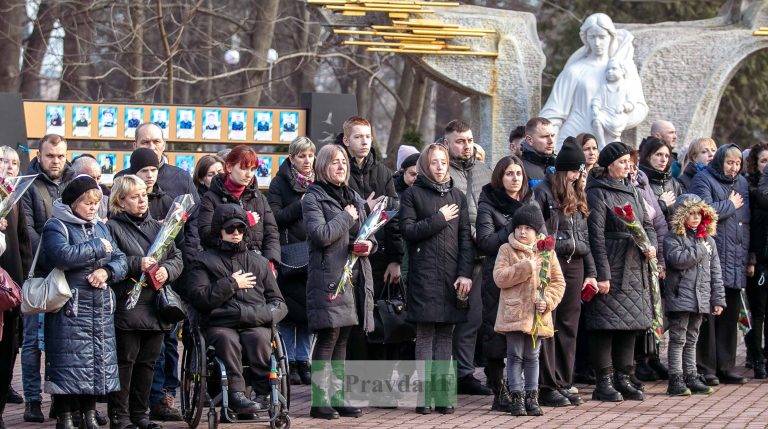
314, 4, 545, 163
625, 0, 768, 149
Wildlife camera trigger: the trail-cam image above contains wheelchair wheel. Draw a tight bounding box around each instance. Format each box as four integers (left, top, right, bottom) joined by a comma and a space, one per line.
207, 407, 218, 429
275, 331, 291, 409
271, 413, 291, 429
181, 328, 206, 428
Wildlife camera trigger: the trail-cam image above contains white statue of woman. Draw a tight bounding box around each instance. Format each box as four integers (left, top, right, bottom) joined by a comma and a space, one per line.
539, 13, 648, 151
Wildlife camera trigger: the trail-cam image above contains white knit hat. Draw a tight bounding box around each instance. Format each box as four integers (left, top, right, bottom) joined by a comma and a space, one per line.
396, 145, 420, 170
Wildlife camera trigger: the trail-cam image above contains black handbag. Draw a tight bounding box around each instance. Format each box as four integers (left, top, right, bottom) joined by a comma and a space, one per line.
367, 280, 415, 344
156, 285, 187, 324
278, 241, 309, 278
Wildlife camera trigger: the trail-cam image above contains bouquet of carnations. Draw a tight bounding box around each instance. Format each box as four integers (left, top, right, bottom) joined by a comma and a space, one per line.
331, 196, 397, 300
125, 194, 194, 310
0, 167, 37, 256
530, 234, 555, 347
612, 203, 663, 341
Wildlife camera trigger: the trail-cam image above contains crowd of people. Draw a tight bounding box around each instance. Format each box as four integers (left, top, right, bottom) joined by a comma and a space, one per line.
0, 114, 766, 427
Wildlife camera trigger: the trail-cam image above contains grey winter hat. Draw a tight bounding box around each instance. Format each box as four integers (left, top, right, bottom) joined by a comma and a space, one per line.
674, 193, 702, 209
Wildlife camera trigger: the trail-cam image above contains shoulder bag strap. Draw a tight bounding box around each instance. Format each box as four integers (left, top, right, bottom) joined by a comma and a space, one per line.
27, 219, 68, 279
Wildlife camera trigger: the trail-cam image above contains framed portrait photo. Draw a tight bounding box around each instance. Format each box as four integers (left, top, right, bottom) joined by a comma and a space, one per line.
124, 107, 145, 138
150, 108, 170, 139
254, 111, 273, 141
98, 106, 118, 138
228, 110, 247, 141
175, 154, 196, 176
255, 155, 273, 188
279, 111, 299, 142
97, 153, 117, 175
176, 109, 196, 139
72, 105, 92, 137
45, 105, 65, 136
202, 109, 222, 140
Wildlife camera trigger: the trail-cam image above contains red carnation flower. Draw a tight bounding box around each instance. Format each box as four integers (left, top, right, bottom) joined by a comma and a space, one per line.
613, 206, 625, 218
181, 212, 189, 222
623, 204, 635, 222
380, 211, 389, 223
537, 235, 555, 252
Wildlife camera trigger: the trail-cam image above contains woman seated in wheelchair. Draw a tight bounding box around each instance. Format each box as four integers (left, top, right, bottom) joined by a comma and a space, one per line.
187, 203, 287, 413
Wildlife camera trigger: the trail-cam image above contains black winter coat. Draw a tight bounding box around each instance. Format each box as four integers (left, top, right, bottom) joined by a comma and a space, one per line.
198, 174, 280, 262
533, 178, 596, 276
676, 162, 703, 192
107, 211, 184, 332
749, 171, 768, 266
148, 184, 174, 221
21, 158, 75, 253
638, 164, 683, 221
449, 151, 492, 239
186, 244, 287, 329
341, 145, 403, 269
401, 176, 474, 324
584, 169, 657, 331
267, 158, 310, 324
0, 206, 32, 284
302, 184, 376, 332
475, 183, 537, 357
690, 144, 750, 290
520, 146, 555, 189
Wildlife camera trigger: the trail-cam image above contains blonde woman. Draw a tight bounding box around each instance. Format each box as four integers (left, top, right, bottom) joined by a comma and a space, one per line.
677, 137, 717, 191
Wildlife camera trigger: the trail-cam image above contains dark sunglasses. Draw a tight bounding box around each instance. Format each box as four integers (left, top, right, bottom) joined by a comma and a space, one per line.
224, 225, 246, 234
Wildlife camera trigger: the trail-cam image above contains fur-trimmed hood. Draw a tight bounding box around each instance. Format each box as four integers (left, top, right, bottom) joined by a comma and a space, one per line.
670, 194, 717, 237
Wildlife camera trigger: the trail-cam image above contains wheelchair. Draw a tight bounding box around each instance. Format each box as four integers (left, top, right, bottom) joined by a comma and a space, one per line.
179, 315, 291, 429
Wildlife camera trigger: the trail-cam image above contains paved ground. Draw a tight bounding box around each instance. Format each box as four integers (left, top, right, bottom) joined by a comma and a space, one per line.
5, 359, 768, 429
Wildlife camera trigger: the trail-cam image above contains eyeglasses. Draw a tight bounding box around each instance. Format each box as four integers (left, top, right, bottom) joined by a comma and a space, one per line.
224, 225, 246, 234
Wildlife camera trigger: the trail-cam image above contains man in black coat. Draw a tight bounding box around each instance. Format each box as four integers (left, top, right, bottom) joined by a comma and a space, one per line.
444, 120, 493, 396
520, 117, 557, 189
19, 134, 74, 423
337, 117, 406, 362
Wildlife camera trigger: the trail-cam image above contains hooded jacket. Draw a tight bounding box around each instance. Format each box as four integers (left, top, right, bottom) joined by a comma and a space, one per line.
676, 161, 706, 192
449, 149, 492, 240
21, 157, 75, 253
689, 144, 750, 289
198, 173, 281, 262
148, 183, 174, 221
520, 144, 556, 189
186, 204, 287, 329
493, 234, 565, 336
583, 168, 657, 330
663, 195, 725, 314
41, 200, 127, 395
401, 175, 474, 324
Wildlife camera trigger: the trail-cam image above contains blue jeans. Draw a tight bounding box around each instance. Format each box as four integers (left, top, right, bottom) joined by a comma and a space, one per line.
506, 332, 541, 392
149, 325, 180, 405
21, 314, 44, 402
279, 321, 313, 362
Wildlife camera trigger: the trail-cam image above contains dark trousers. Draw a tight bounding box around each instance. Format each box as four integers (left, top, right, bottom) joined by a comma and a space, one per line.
54, 394, 96, 414
108, 330, 164, 423
697, 287, 741, 375
149, 325, 180, 405
589, 330, 639, 372
206, 326, 272, 394
453, 262, 483, 378
0, 310, 19, 415
540, 257, 583, 390
573, 307, 591, 377
746, 274, 768, 359
314, 327, 352, 361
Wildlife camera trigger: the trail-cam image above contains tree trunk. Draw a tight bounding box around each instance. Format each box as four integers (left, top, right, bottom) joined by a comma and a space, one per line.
0, 0, 25, 92
59, 9, 92, 100
129, 0, 145, 100
406, 69, 429, 131
385, 60, 414, 168
419, 81, 437, 145
240, 0, 280, 106
20, 0, 55, 98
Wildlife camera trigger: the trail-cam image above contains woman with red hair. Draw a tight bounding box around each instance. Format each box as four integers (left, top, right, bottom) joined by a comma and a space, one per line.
197, 145, 280, 264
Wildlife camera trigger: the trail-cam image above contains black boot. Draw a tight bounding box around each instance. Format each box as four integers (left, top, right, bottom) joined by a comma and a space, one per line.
685, 373, 713, 394
628, 373, 645, 392
491, 384, 513, 412
648, 356, 669, 380
509, 391, 526, 416
538, 388, 570, 407
56, 412, 77, 429
592, 369, 623, 402
753, 358, 767, 380
80, 410, 100, 429
289, 361, 302, 385
614, 370, 645, 401
229, 391, 260, 414
310, 406, 340, 420
7, 386, 23, 404
524, 390, 542, 416
666, 373, 691, 396
558, 388, 583, 406
634, 359, 658, 382
297, 361, 312, 385
24, 401, 45, 423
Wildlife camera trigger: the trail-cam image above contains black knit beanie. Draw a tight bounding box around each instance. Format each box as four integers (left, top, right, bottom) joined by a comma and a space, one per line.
61, 174, 100, 206
129, 148, 159, 174
401, 153, 420, 170
511, 204, 545, 232
598, 141, 632, 168
555, 137, 586, 172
